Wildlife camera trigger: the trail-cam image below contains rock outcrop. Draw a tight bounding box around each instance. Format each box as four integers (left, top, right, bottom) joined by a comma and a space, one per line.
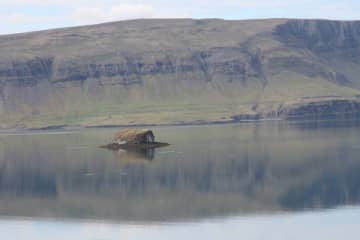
277, 99, 360, 120
275, 20, 360, 54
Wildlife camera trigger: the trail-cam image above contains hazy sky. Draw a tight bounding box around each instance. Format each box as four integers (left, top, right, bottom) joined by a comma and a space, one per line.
0, 0, 359, 34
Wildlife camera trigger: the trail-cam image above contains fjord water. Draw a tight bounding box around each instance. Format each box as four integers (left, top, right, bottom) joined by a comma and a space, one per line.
0, 121, 360, 238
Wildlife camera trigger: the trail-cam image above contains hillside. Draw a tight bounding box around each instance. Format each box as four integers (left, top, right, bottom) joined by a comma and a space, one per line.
1, 19, 360, 128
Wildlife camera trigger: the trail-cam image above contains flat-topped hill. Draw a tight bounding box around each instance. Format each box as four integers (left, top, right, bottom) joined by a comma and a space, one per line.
1, 19, 360, 128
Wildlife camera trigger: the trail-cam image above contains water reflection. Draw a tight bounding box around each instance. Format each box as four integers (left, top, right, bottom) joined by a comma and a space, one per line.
111, 146, 157, 161
2, 207, 360, 240
0, 122, 359, 221
281, 164, 360, 210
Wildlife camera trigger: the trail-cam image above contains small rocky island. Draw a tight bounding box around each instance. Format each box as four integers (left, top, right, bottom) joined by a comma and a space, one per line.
101, 128, 169, 150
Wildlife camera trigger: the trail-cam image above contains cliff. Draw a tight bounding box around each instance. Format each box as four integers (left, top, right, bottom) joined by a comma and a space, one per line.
1, 19, 360, 128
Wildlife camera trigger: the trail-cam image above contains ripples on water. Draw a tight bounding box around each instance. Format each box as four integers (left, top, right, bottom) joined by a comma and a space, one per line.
0, 121, 360, 238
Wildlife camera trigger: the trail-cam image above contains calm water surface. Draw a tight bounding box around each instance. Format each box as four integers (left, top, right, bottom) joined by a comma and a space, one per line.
0, 121, 360, 239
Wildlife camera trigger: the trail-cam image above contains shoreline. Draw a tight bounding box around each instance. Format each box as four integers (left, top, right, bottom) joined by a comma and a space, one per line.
1, 117, 360, 133
0, 118, 279, 132
1, 99, 360, 132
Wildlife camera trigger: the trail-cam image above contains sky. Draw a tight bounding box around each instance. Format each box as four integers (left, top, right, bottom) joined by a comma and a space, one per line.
0, 0, 360, 35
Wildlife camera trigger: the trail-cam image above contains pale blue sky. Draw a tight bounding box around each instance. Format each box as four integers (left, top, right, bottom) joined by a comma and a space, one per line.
1, 0, 360, 35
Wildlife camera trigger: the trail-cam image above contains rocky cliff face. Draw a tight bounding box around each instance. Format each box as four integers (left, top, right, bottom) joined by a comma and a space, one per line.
277, 99, 360, 120
0, 48, 265, 86
275, 20, 360, 54
273, 20, 360, 87
0, 19, 360, 128
50, 48, 262, 84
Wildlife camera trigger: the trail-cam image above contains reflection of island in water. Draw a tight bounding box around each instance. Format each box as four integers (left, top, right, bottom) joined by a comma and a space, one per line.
0, 122, 360, 222
107, 144, 170, 162
113, 146, 158, 161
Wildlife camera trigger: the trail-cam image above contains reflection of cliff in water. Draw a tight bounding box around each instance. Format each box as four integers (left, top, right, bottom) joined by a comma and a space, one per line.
0, 123, 359, 221
281, 164, 360, 210
0, 149, 360, 221
0, 163, 57, 198
0, 150, 274, 221
113, 146, 156, 162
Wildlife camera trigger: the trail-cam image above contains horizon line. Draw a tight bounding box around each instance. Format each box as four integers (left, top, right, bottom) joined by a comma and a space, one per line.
1, 17, 360, 37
